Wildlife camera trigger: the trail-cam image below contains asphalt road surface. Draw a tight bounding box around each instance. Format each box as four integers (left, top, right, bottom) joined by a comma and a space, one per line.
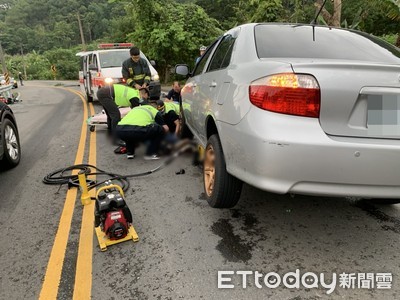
0, 81, 399, 300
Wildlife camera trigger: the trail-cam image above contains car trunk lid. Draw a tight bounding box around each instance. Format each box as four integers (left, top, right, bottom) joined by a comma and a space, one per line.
292, 60, 400, 139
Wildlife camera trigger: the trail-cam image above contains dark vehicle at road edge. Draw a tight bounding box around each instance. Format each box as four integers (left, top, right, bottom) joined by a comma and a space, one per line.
0, 102, 21, 169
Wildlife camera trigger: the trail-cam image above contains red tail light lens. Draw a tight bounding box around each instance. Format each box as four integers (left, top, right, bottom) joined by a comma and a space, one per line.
249, 73, 320, 117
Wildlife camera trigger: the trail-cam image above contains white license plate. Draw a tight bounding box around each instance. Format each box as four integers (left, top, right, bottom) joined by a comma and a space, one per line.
367, 94, 400, 136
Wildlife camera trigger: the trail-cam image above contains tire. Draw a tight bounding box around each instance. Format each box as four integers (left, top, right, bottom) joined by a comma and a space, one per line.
86, 92, 93, 103
203, 134, 242, 208
90, 125, 95, 132
368, 199, 400, 205
0, 119, 21, 169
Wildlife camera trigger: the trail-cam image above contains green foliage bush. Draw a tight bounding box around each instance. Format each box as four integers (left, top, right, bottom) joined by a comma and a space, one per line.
379, 33, 398, 45
6, 48, 81, 80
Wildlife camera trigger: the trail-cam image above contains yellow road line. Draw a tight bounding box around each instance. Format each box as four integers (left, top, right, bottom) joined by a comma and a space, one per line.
39, 88, 88, 300
73, 102, 96, 300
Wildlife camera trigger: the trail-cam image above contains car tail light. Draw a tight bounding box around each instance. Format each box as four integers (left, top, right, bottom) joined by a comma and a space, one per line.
249, 73, 320, 117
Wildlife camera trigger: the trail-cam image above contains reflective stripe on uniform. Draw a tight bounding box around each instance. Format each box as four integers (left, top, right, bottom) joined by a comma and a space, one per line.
118, 105, 159, 126
113, 84, 140, 107
133, 74, 145, 80
165, 102, 180, 114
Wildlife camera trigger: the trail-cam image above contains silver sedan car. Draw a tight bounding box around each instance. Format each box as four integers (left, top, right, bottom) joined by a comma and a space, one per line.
176, 23, 400, 208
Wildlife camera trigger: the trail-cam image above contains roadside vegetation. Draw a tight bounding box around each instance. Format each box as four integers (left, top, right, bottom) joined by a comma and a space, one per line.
0, 0, 399, 82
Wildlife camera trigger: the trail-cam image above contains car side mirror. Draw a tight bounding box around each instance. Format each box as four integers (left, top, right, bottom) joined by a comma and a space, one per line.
89, 64, 98, 71
150, 60, 156, 67
175, 64, 190, 77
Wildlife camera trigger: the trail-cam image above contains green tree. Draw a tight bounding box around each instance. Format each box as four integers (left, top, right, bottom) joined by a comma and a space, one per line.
44, 48, 81, 79
125, 0, 222, 82
385, 0, 400, 46
387, 0, 400, 19
196, 0, 240, 29
280, 0, 316, 23
23, 51, 52, 80
236, 0, 284, 23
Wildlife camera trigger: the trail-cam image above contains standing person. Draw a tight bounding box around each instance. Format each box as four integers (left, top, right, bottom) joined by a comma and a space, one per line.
164, 81, 181, 103
116, 102, 169, 160
195, 46, 206, 64
97, 84, 140, 152
122, 47, 151, 99
18, 72, 24, 86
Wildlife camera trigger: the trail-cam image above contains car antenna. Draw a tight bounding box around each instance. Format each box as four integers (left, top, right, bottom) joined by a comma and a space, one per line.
310, 0, 328, 41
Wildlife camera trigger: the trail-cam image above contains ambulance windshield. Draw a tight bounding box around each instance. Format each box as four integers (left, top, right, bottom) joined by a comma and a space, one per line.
99, 50, 130, 68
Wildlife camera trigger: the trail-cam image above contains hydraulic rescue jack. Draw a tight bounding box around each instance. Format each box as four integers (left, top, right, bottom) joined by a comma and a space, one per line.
44, 141, 198, 251
93, 183, 139, 251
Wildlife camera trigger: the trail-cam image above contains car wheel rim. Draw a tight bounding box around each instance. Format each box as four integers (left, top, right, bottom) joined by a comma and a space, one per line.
204, 144, 215, 197
5, 124, 19, 160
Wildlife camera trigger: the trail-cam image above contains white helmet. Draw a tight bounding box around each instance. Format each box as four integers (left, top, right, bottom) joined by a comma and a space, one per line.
199, 46, 206, 51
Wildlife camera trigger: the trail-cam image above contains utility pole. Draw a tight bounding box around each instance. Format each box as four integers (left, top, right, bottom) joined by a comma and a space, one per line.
20, 44, 27, 79
77, 13, 87, 51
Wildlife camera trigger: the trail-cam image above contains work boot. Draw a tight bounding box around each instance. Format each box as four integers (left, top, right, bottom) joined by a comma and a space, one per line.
115, 139, 126, 147
114, 146, 127, 154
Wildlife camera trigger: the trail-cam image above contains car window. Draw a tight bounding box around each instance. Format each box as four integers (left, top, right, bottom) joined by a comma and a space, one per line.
90, 54, 98, 67
192, 40, 219, 77
255, 24, 400, 63
207, 34, 236, 72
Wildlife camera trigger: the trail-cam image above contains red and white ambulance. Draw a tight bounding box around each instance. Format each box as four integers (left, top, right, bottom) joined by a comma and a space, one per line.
77, 43, 161, 102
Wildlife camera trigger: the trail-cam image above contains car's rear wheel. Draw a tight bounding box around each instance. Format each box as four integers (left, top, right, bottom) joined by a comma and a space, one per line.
1, 119, 21, 168
203, 134, 242, 208
368, 199, 400, 205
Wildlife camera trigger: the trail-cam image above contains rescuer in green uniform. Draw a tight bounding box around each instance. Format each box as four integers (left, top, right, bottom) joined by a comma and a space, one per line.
157, 101, 180, 135
116, 102, 169, 160
122, 47, 151, 99
97, 83, 140, 150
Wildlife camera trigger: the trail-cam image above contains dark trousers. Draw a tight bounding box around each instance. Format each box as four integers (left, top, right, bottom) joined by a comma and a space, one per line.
116, 124, 164, 155
97, 86, 120, 139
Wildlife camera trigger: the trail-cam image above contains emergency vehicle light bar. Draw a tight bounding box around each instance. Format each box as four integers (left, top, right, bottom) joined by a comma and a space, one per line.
98, 43, 133, 49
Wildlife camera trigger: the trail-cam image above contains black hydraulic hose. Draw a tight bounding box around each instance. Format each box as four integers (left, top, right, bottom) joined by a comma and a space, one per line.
43, 164, 93, 185
43, 163, 129, 191
43, 140, 196, 194
87, 141, 195, 191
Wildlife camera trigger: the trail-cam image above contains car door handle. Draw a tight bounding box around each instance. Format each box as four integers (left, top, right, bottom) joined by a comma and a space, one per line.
209, 81, 217, 88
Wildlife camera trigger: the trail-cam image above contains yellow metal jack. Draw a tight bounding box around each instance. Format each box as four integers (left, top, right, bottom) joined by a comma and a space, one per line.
95, 225, 139, 252
197, 145, 205, 161
94, 184, 139, 251
78, 172, 91, 206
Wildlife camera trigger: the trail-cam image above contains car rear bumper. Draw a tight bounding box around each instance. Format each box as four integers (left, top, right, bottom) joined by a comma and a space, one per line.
219, 106, 400, 198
